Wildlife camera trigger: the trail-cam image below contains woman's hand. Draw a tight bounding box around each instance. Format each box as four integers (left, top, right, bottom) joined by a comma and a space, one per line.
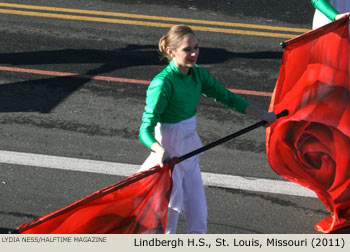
150, 142, 171, 168
335, 12, 350, 20
245, 104, 277, 127
261, 111, 277, 127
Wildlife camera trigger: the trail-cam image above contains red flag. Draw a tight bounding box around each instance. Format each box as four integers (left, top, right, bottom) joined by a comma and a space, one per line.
16, 160, 175, 234
266, 18, 350, 233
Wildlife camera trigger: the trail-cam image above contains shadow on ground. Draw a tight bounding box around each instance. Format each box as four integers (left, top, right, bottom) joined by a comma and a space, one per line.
0, 45, 281, 113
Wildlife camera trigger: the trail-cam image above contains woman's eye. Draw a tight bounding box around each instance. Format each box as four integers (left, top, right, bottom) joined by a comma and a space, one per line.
183, 47, 199, 52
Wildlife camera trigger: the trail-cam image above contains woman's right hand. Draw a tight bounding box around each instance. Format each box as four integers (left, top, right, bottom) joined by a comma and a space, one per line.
335, 12, 350, 20
150, 142, 171, 168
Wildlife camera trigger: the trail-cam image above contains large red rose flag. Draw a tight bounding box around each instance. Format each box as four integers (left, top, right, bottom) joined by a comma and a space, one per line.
16, 161, 174, 234
266, 17, 350, 233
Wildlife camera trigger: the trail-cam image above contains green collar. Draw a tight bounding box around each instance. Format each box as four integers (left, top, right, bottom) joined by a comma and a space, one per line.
169, 60, 193, 77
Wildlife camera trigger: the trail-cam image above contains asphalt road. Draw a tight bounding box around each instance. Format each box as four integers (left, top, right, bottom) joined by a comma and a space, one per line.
0, 0, 345, 234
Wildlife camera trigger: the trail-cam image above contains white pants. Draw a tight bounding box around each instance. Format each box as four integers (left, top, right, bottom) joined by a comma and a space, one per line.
138, 116, 207, 234
313, 0, 350, 29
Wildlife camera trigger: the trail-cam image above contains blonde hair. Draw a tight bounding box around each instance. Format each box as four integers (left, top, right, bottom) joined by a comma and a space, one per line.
158, 25, 196, 61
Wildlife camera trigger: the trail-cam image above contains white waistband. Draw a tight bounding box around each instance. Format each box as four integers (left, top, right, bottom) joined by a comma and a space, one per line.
159, 116, 197, 131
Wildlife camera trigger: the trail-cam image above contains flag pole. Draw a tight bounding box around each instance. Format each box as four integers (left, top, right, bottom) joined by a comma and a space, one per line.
280, 16, 349, 49
176, 109, 288, 163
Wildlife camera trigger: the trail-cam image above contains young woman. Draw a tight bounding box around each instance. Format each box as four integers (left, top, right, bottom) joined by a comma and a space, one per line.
138, 25, 276, 234
312, 0, 350, 29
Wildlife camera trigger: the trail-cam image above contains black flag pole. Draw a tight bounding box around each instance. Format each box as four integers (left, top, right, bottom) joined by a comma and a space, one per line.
176, 109, 288, 163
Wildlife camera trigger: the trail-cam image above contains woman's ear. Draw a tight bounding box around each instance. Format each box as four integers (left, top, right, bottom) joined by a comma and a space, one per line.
166, 47, 174, 58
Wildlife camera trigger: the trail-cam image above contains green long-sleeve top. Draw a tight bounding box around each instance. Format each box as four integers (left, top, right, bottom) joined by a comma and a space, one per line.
312, 0, 339, 21
139, 60, 251, 149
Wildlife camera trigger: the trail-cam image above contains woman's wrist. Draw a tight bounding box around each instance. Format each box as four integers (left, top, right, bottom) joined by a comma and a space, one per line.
150, 142, 165, 153
245, 104, 264, 120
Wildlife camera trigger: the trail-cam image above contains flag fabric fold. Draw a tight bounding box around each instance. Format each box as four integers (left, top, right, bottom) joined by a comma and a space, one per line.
17, 160, 175, 234
266, 18, 350, 233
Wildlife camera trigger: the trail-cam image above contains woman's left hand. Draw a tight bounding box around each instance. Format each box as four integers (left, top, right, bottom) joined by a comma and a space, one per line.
262, 112, 277, 127
245, 104, 277, 127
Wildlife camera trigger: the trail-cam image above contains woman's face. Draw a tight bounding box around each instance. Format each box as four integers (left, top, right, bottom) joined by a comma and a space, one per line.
170, 34, 199, 74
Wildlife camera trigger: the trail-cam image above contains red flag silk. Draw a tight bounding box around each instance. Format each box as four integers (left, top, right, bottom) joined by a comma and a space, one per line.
17, 161, 174, 234
266, 18, 350, 233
